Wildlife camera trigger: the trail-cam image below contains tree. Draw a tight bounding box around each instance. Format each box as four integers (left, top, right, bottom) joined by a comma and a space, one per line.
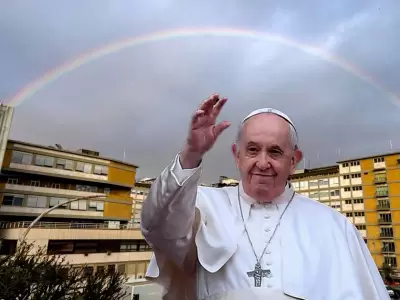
0, 241, 128, 300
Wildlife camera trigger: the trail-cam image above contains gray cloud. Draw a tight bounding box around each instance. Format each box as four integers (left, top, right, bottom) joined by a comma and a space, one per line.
1, 0, 400, 183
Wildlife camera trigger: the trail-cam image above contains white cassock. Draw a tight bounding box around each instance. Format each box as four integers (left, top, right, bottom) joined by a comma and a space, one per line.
141, 154, 389, 300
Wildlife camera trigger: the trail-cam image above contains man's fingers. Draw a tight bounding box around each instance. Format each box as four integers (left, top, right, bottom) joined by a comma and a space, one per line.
211, 97, 228, 119
199, 94, 220, 115
214, 121, 231, 137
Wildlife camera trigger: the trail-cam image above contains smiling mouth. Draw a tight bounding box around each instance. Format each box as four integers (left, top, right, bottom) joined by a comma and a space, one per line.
252, 174, 276, 177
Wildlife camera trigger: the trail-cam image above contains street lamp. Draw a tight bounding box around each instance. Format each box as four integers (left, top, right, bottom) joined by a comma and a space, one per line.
19, 195, 129, 243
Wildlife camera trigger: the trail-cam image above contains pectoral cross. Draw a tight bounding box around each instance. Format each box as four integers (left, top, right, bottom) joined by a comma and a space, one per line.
247, 262, 271, 287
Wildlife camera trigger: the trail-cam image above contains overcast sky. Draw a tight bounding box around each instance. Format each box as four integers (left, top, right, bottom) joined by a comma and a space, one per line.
1, 0, 400, 183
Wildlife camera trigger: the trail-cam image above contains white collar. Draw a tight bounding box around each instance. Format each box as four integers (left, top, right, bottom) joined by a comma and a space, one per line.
238, 181, 295, 222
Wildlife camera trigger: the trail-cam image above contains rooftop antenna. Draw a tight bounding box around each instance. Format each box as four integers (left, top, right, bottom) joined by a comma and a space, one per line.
123, 148, 126, 162
389, 140, 393, 151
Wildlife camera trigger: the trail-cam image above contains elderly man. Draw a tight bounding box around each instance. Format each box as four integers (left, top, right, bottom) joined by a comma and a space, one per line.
141, 94, 388, 299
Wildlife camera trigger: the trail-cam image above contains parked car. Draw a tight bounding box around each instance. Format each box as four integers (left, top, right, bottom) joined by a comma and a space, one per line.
386, 285, 397, 298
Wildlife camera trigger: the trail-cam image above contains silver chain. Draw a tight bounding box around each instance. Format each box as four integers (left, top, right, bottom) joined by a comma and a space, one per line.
237, 185, 295, 266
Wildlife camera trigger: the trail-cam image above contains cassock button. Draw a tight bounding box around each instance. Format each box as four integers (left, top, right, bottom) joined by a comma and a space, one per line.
264, 215, 271, 219
267, 284, 273, 288
266, 262, 272, 265
264, 228, 271, 232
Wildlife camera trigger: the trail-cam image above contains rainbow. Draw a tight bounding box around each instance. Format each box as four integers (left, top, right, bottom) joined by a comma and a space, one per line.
6, 27, 399, 107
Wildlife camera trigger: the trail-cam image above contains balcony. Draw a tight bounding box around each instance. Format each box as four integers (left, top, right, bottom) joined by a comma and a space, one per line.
379, 219, 392, 225
373, 162, 386, 170
4, 183, 104, 198
382, 247, 396, 254
377, 202, 391, 211
0, 221, 144, 240
376, 191, 389, 198
373, 177, 387, 184
6, 163, 108, 183
380, 233, 394, 239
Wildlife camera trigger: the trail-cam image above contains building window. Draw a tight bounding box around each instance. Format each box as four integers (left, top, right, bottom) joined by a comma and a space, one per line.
354, 212, 364, 217
117, 264, 126, 274
56, 158, 74, 170
330, 190, 339, 196
309, 180, 318, 187
319, 191, 329, 198
374, 172, 387, 182
329, 177, 339, 186
376, 185, 389, 197
342, 163, 349, 167
383, 242, 395, 253
120, 241, 152, 252
83, 266, 94, 276
27, 196, 47, 208
70, 200, 87, 210
299, 181, 307, 189
104, 188, 111, 195
350, 161, 360, 166
374, 157, 384, 163
11, 151, 33, 165
380, 213, 392, 223
344, 187, 351, 192
76, 185, 98, 192
318, 179, 329, 186
76, 162, 92, 173
35, 155, 54, 167
30, 180, 40, 187
381, 227, 393, 237
88, 201, 104, 211
107, 265, 116, 274
345, 200, 352, 204
94, 165, 108, 175
7, 178, 18, 184
352, 186, 362, 191
356, 225, 366, 230
51, 183, 61, 189
2, 194, 24, 206
353, 199, 364, 204
346, 212, 353, 217
49, 197, 68, 208
351, 173, 361, 178
384, 256, 397, 267
343, 175, 350, 179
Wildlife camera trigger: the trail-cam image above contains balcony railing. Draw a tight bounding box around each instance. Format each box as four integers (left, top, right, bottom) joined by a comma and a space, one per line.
0, 221, 140, 230
376, 191, 389, 197
377, 202, 391, 210
380, 232, 394, 238
382, 247, 396, 253
379, 219, 392, 225
374, 177, 387, 184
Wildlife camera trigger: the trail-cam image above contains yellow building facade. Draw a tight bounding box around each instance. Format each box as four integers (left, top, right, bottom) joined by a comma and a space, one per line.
0, 139, 152, 280
338, 153, 400, 270
291, 152, 400, 271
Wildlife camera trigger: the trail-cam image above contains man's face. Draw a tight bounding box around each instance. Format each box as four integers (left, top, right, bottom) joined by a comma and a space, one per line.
232, 113, 302, 202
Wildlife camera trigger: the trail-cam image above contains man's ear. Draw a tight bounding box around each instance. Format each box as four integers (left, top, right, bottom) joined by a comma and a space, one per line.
291, 149, 303, 172
232, 143, 240, 168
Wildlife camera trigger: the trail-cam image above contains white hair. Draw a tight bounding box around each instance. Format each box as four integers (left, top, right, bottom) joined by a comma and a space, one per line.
235, 116, 299, 151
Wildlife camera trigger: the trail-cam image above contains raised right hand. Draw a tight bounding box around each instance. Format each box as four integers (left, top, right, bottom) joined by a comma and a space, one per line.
180, 94, 230, 169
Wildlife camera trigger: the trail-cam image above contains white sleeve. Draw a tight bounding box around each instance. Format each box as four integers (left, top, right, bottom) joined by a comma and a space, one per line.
140, 153, 201, 266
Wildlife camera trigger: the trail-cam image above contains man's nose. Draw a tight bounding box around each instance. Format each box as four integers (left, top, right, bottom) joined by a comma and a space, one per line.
256, 153, 271, 170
